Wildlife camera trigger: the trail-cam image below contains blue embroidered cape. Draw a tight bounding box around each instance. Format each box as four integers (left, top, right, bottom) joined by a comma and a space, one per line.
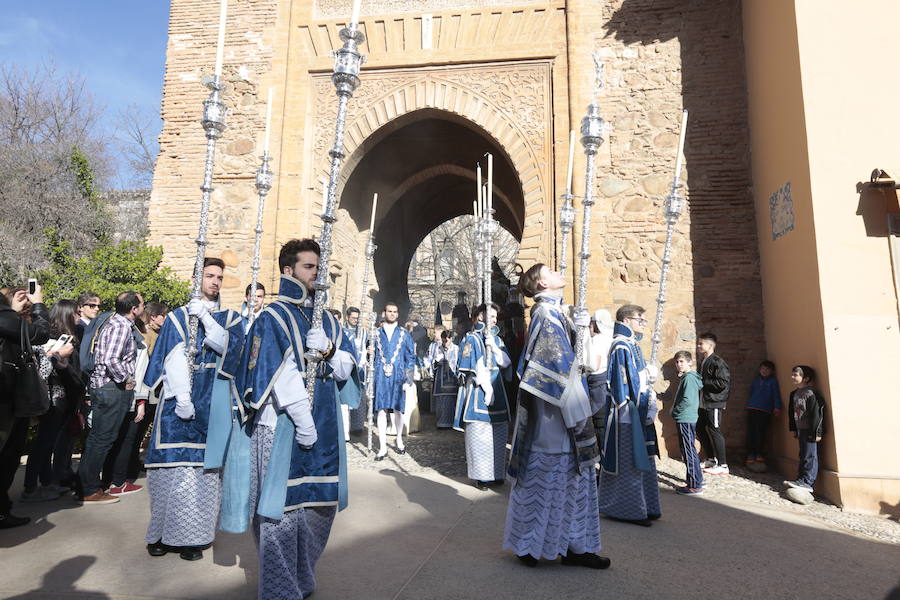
600, 321, 659, 474
372, 325, 415, 412
143, 306, 245, 468
508, 296, 598, 481
452, 326, 510, 429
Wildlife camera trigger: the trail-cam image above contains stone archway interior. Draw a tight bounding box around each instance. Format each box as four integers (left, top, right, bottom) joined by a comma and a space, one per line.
339, 110, 525, 318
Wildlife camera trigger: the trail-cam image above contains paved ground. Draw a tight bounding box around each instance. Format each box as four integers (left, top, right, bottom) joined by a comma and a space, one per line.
1, 422, 899, 600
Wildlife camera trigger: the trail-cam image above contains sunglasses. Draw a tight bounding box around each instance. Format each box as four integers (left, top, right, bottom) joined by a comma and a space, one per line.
83, 303, 101, 309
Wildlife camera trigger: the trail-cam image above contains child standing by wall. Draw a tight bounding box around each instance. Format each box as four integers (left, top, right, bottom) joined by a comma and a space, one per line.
746, 360, 782, 467
671, 351, 703, 495
784, 365, 825, 493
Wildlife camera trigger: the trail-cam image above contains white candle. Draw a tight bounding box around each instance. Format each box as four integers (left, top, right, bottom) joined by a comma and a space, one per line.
674, 109, 688, 177
350, 0, 362, 27
473, 200, 477, 219
565, 130, 576, 195
369, 193, 378, 231
476, 165, 482, 219
263, 88, 273, 154
214, 0, 227, 77
487, 153, 493, 215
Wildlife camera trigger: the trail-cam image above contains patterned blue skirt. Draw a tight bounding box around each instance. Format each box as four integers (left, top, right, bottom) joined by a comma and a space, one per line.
503, 451, 601, 559
598, 421, 661, 520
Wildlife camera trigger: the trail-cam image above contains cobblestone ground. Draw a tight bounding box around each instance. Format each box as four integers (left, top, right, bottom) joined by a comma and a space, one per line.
346, 413, 900, 546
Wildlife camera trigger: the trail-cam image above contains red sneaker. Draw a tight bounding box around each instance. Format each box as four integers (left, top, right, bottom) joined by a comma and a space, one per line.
109, 481, 143, 496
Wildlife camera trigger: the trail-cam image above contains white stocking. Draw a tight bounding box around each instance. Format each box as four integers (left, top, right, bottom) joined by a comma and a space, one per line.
392, 411, 405, 450
377, 410, 388, 456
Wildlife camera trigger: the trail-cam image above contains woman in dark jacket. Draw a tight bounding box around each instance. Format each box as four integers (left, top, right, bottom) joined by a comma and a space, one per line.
22, 299, 83, 501
0, 285, 50, 528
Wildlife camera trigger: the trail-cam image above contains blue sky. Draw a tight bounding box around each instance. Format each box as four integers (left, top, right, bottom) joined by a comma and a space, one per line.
0, 2, 170, 188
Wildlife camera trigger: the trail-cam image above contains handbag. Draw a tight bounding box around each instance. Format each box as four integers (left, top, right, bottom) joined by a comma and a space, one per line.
13, 318, 51, 418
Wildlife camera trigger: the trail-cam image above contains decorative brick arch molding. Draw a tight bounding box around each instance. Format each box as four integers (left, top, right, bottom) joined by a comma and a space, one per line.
310, 60, 554, 266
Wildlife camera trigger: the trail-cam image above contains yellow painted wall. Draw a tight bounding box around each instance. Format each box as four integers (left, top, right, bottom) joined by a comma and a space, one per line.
743, 0, 900, 515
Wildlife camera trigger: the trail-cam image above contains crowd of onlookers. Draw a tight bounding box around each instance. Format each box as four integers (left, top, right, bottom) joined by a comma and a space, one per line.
0, 284, 169, 526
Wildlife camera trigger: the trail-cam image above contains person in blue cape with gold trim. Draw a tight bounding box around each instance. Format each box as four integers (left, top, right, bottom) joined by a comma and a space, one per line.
503, 263, 610, 570
597, 303, 661, 527
227, 238, 360, 600
142, 257, 246, 562
453, 302, 511, 489
372, 301, 415, 460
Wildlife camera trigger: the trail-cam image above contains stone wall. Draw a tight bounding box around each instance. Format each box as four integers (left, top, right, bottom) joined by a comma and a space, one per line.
102, 190, 150, 242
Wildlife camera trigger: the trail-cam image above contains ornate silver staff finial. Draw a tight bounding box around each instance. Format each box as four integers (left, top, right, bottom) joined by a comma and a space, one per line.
304, 18, 367, 403
592, 52, 606, 99
649, 110, 689, 366
187, 76, 227, 378
247, 151, 273, 325
558, 193, 575, 276
574, 101, 607, 367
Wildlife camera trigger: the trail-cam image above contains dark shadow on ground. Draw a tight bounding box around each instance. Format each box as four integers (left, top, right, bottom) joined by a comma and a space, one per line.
3, 556, 110, 599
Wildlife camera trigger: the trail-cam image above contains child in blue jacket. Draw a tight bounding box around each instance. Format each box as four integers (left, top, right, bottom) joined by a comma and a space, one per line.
745, 360, 781, 465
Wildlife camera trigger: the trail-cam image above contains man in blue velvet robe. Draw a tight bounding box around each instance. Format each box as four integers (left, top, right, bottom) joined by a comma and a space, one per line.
597, 304, 661, 527
234, 238, 360, 600
343, 306, 368, 436
503, 263, 609, 570
372, 301, 415, 460
143, 257, 245, 561
453, 303, 511, 488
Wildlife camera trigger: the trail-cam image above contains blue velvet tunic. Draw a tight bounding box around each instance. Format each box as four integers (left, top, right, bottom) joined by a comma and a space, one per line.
452, 327, 510, 429
372, 325, 415, 412
143, 306, 245, 468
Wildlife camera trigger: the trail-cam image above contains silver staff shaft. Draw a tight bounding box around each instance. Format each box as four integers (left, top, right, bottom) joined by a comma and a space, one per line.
474, 216, 484, 307
187, 77, 227, 380
650, 110, 688, 366
574, 103, 606, 365
365, 310, 377, 453
247, 152, 272, 326
359, 236, 376, 453
558, 191, 575, 276
304, 24, 366, 403
483, 212, 494, 366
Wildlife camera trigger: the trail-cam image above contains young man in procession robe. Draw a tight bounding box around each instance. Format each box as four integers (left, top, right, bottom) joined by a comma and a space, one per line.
143, 257, 245, 561
427, 328, 459, 429
453, 303, 511, 488
596, 304, 661, 527
230, 238, 360, 600
343, 306, 368, 436
372, 302, 416, 460
503, 263, 610, 569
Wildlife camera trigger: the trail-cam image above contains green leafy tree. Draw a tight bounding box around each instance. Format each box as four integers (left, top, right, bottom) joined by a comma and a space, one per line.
38, 239, 190, 310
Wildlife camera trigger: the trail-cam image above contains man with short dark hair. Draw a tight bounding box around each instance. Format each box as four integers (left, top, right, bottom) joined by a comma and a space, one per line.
242, 282, 266, 333
231, 238, 360, 599
78, 291, 144, 505
696, 332, 731, 475
597, 303, 661, 526
373, 301, 416, 459
142, 257, 246, 560
343, 306, 368, 435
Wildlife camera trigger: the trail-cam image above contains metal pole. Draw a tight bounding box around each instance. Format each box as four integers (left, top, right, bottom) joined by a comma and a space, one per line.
359, 232, 377, 453
187, 77, 227, 377
558, 192, 575, 276
304, 23, 367, 403
247, 151, 273, 325
650, 110, 688, 366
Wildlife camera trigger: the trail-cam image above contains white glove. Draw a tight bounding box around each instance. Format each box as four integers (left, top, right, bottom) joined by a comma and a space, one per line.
644, 389, 659, 425
174, 393, 195, 420
285, 399, 317, 448
645, 364, 659, 384
573, 308, 590, 328
187, 299, 208, 318
306, 327, 330, 354
484, 335, 498, 349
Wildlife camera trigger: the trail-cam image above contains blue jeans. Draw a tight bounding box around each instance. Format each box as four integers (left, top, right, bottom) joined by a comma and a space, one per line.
78, 383, 132, 497
677, 422, 703, 489
797, 429, 819, 487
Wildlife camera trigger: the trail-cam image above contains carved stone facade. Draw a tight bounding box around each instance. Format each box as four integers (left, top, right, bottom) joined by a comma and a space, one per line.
149, 0, 762, 463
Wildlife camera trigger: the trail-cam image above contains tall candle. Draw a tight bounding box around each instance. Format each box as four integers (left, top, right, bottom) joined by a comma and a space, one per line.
214, 0, 227, 77
350, 0, 362, 27
674, 109, 688, 177
263, 88, 273, 154
369, 193, 378, 231
565, 129, 576, 195
487, 153, 493, 214
473, 200, 478, 219
476, 164, 483, 219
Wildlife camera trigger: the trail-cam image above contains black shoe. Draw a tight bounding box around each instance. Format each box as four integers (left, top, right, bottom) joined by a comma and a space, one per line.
396, 447, 406, 455
489, 479, 506, 487
0, 513, 30, 529
374, 454, 386, 462
474, 480, 490, 490
606, 515, 652, 527
179, 546, 203, 561
561, 552, 611, 570
147, 540, 173, 557
647, 513, 661, 521
517, 554, 538, 568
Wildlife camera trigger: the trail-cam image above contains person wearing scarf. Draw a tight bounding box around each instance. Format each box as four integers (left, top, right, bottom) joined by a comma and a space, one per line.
503, 263, 610, 570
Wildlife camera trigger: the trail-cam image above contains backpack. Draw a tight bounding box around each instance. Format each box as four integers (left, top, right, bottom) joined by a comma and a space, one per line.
79, 311, 115, 380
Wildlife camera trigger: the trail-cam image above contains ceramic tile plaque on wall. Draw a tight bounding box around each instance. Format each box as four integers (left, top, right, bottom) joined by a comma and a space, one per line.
769, 181, 794, 240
